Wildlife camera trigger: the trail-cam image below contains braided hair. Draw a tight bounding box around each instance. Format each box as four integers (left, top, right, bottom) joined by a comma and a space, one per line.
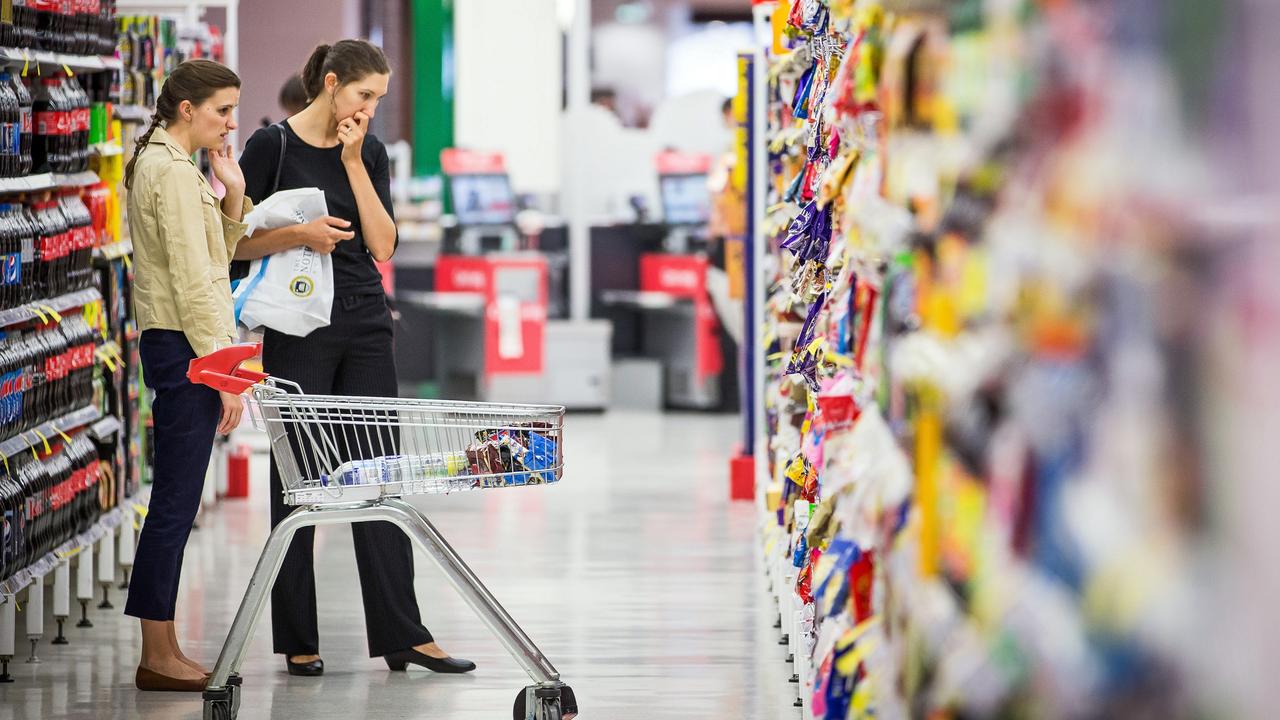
124, 59, 241, 189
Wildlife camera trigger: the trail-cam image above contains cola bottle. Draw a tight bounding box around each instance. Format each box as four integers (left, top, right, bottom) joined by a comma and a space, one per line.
13, 74, 33, 177
73, 0, 87, 54
13, 0, 34, 49
0, 205, 11, 309
0, 77, 16, 178
58, 191, 89, 290
2, 206, 17, 309
34, 0, 52, 50
29, 200, 48, 299
18, 202, 37, 305
44, 199, 65, 296
51, 0, 67, 52
69, 77, 89, 171
0, 205, 10, 309
33, 78, 61, 174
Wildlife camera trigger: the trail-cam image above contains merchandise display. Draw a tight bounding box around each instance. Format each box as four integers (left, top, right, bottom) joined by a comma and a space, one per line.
0, 0, 118, 55
754, 1, 1219, 718
0, 424, 101, 587
0, 0, 139, 634
115, 14, 223, 115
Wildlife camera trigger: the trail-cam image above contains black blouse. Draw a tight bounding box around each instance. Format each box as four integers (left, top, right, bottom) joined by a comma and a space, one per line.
239, 120, 397, 297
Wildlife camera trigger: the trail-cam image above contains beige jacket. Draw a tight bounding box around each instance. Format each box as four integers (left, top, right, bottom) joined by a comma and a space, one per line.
127, 126, 252, 358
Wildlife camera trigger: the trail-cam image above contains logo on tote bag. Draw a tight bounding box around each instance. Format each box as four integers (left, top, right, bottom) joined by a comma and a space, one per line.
290, 276, 315, 298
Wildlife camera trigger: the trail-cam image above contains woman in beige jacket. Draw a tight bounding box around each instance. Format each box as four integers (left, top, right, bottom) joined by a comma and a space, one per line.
122, 59, 251, 692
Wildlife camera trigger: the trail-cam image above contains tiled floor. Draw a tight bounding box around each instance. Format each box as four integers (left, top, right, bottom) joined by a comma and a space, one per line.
0, 410, 795, 719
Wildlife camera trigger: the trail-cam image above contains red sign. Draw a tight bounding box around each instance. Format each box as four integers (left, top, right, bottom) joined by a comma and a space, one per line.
655, 150, 713, 176
441, 148, 508, 176
639, 254, 723, 379
375, 259, 395, 297
435, 255, 547, 375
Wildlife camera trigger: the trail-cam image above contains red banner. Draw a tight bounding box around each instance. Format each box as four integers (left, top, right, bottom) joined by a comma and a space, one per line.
440, 148, 507, 176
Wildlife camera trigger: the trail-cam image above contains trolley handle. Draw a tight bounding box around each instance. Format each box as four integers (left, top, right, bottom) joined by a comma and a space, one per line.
188, 342, 270, 394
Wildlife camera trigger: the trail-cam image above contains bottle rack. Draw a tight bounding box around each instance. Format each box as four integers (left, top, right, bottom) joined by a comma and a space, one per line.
0, 4, 148, 674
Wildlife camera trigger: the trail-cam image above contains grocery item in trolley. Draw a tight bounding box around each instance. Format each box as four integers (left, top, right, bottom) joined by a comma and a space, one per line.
321, 424, 562, 491
468, 422, 558, 487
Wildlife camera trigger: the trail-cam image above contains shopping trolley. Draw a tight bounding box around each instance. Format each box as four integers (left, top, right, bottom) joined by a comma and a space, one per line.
187, 344, 578, 720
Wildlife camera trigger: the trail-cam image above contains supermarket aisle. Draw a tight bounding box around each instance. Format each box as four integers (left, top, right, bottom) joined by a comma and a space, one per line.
0, 410, 793, 720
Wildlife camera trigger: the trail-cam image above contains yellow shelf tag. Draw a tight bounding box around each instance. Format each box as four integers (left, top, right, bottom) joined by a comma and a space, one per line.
33, 429, 50, 455
97, 348, 118, 373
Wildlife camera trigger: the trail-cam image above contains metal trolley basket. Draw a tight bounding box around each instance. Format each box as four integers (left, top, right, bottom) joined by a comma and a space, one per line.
189, 345, 576, 720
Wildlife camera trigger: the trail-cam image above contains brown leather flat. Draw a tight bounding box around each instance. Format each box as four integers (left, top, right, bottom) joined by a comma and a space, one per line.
135, 666, 209, 692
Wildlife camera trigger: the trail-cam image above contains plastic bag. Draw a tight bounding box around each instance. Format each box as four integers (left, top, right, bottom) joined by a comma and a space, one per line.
231, 188, 333, 337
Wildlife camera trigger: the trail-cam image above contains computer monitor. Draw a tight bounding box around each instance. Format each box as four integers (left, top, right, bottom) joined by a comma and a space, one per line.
659, 173, 711, 226
450, 173, 517, 226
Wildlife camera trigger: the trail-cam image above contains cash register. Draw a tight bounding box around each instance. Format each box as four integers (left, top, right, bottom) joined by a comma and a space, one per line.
397, 149, 609, 408
596, 151, 725, 410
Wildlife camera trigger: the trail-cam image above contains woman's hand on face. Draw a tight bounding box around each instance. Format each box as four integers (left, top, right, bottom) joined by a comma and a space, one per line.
210, 144, 246, 196
217, 390, 243, 436
339, 111, 369, 167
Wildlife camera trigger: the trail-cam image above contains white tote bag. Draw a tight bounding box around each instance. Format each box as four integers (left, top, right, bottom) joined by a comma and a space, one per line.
232, 187, 334, 337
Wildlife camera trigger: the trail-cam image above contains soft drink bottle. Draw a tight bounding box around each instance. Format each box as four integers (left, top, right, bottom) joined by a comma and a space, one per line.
33, 78, 59, 173
0, 75, 16, 178
13, 74, 33, 177
18, 202, 36, 304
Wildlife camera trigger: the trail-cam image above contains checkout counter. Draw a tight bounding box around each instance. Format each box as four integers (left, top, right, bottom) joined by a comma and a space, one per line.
591, 151, 735, 411
392, 149, 610, 409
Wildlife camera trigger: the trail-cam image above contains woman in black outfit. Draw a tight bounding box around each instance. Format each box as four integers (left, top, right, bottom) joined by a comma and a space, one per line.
236, 39, 474, 678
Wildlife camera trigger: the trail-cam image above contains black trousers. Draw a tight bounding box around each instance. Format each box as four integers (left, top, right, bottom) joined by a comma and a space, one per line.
125, 330, 221, 621
264, 293, 433, 658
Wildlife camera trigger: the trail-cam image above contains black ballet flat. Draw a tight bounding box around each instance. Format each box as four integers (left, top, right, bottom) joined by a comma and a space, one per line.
384, 648, 476, 674
285, 657, 324, 677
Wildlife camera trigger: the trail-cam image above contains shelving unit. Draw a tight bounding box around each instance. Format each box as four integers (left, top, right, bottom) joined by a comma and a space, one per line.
0, 47, 123, 73
94, 239, 133, 262
0, 486, 148, 598
0, 18, 152, 676
750, 2, 1213, 718
112, 104, 151, 124
0, 171, 102, 194
0, 405, 103, 462
0, 287, 102, 329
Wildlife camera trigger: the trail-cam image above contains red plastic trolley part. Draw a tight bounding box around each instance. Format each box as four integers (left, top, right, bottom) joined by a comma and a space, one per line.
187, 343, 270, 394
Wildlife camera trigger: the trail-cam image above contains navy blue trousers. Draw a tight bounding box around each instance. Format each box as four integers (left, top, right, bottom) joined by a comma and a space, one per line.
124, 330, 221, 621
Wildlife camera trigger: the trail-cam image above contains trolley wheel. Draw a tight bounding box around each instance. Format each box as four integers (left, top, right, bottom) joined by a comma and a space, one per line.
513, 684, 578, 720
203, 686, 237, 720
